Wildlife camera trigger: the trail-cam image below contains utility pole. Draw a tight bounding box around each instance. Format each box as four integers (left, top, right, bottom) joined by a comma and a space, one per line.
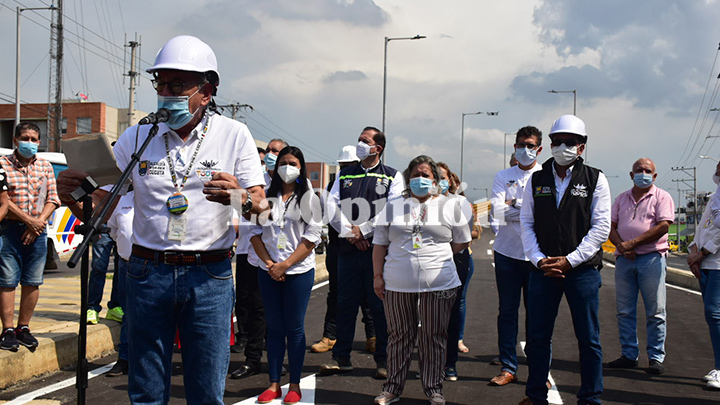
47, 0, 63, 152
672, 165, 697, 235
217, 103, 253, 121
125, 37, 140, 130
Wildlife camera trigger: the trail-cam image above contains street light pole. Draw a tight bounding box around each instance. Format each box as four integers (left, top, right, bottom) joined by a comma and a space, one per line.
504, 132, 515, 169
382, 34, 425, 163
15, 5, 56, 129
548, 89, 577, 115
460, 111, 498, 183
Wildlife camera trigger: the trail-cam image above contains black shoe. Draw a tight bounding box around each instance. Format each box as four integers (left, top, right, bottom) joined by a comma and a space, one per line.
606, 356, 638, 369
106, 359, 128, 377
319, 358, 353, 374
230, 338, 247, 353
15, 326, 38, 349
0, 328, 19, 352
648, 360, 665, 375
281, 365, 288, 376
230, 363, 260, 379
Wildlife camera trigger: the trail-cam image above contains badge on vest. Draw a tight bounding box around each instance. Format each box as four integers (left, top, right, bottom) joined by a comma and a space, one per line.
343, 179, 353, 188
534, 186, 552, 197
570, 184, 588, 198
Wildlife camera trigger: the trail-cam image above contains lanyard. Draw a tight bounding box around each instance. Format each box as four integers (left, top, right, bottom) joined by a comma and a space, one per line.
164, 119, 209, 193
411, 203, 428, 235
279, 193, 296, 230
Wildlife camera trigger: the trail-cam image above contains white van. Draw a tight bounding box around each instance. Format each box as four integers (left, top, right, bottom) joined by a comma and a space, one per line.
0, 148, 82, 269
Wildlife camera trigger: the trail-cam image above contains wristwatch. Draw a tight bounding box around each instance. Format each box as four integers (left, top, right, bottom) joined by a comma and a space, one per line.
241, 193, 253, 214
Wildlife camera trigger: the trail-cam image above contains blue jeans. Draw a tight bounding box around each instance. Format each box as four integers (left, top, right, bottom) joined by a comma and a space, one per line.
257, 268, 314, 384
526, 265, 603, 405
87, 234, 116, 312
615, 253, 666, 362
699, 270, 720, 370
458, 253, 475, 340
0, 222, 47, 288
114, 257, 128, 360
333, 249, 388, 364
493, 252, 531, 374
125, 255, 234, 405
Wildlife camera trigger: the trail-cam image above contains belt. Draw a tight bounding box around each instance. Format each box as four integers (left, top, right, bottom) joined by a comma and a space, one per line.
131, 245, 233, 265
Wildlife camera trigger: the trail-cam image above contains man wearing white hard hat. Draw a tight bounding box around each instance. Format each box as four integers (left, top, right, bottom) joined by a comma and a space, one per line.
58, 35, 267, 404
519, 115, 610, 405
311, 145, 377, 354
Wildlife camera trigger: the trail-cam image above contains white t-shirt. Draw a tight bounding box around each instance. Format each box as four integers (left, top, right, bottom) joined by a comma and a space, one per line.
374, 194, 472, 293
113, 111, 266, 251
108, 191, 134, 260
250, 190, 323, 275
491, 164, 541, 261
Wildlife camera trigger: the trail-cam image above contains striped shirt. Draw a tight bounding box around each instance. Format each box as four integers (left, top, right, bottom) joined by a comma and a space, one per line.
0, 153, 60, 217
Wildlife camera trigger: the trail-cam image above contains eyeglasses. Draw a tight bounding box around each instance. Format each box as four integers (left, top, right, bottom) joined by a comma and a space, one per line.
151, 78, 206, 96
550, 138, 580, 147
516, 142, 539, 149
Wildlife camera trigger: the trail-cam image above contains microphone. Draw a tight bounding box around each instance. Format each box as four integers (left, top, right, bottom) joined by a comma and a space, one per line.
138, 108, 171, 125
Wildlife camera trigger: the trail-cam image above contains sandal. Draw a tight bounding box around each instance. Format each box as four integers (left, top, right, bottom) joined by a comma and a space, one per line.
458, 340, 470, 353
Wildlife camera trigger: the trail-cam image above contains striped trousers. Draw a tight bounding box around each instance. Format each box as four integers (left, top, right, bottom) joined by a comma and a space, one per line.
382, 288, 458, 397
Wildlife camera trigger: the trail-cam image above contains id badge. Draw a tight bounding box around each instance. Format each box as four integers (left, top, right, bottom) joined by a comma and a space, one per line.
277, 232, 288, 250
168, 216, 188, 241
412, 232, 423, 249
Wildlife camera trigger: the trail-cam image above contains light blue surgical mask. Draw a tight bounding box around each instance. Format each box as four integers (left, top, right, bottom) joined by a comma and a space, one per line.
439, 179, 450, 194
264, 153, 278, 171
157, 88, 201, 130
633, 172, 654, 189
17, 141, 38, 159
514, 147, 538, 166
410, 177, 434, 197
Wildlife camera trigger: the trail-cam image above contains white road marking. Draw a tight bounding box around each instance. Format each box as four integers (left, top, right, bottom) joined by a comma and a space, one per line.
489, 240, 494, 245
232, 374, 316, 405
603, 260, 701, 296
487, 249, 492, 256
9, 281, 331, 404
6, 362, 115, 405
520, 341, 563, 405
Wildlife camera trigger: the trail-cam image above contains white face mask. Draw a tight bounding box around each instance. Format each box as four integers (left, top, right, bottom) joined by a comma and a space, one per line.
277, 165, 301, 184
514, 147, 538, 166
551, 144, 579, 166
356, 142, 376, 160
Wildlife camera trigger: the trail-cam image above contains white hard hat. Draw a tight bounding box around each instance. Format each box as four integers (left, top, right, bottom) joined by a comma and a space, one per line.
147, 36, 220, 89
549, 114, 587, 137
337, 145, 359, 163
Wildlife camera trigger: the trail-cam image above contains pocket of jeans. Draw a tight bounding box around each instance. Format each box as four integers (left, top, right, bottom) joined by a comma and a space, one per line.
127, 257, 152, 279
202, 259, 233, 280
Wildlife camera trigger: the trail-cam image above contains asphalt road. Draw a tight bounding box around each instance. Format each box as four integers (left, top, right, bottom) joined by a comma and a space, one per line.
2, 235, 719, 405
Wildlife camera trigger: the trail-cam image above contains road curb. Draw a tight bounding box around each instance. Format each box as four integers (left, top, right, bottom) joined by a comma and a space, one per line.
603, 251, 699, 292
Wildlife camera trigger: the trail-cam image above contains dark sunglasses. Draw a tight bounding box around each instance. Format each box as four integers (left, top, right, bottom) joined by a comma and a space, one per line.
550, 138, 580, 147
151, 78, 206, 96
516, 142, 539, 149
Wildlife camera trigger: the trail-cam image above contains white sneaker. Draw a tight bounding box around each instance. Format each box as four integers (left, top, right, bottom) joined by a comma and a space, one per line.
708, 377, 720, 390
374, 391, 399, 405
429, 393, 446, 405
703, 369, 719, 382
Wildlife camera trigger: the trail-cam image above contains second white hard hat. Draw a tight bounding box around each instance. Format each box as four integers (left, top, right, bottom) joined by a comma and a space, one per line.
147, 35, 219, 88
337, 145, 360, 163
549, 114, 587, 137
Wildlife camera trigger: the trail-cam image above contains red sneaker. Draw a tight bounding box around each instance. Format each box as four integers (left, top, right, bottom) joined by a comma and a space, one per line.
283, 390, 302, 404
258, 388, 282, 404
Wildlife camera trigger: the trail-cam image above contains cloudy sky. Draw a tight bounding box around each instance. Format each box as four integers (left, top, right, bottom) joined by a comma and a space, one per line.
2, 0, 720, 206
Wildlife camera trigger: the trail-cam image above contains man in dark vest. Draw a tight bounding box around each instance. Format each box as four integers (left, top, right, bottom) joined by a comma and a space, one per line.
518, 115, 611, 405
320, 127, 405, 379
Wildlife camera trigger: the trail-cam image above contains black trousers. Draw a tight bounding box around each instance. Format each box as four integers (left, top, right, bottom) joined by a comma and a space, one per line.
445, 249, 470, 368
235, 253, 266, 366
322, 238, 375, 340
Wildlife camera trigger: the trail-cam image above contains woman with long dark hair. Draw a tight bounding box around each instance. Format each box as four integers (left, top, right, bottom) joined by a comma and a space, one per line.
251, 146, 321, 404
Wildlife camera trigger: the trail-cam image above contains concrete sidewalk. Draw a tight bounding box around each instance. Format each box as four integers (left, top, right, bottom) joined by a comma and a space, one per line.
0, 254, 328, 391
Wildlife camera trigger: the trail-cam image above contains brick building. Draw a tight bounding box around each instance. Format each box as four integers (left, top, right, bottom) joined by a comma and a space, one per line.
0, 100, 146, 151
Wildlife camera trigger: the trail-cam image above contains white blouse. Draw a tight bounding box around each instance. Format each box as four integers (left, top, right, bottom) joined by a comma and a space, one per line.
250, 190, 322, 275
374, 194, 473, 292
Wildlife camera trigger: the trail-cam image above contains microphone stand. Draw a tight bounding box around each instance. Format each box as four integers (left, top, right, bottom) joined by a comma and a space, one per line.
68, 122, 161, 405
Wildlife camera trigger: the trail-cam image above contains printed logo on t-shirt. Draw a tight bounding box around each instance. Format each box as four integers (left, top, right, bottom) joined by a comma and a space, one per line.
138, 160, 166, 176
196, 159, 222, 181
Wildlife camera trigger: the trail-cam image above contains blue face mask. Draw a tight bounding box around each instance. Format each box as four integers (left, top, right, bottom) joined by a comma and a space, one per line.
410, 177, 434, 197
17, 141, 38, 159
157, 89, 201, 130
264, 153, 278, 171
633, 172, 654, 189
439, 179, 450, 194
